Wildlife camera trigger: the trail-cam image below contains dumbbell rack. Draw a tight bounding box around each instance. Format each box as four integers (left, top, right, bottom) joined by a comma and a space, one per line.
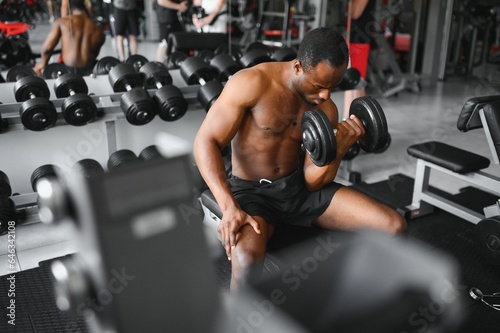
0, 71, 206, 226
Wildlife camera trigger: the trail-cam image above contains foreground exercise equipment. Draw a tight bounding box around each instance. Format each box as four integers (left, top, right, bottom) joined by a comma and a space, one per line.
14, 71, 57, 131
108, 63, 158, 125
93, 56, 121, 75
48, 154, 220, 332
238, 47, 274, 68
107, 149, 140, 171
47, 63, 98, 126
180, 56, 223, 111
474, 216, 500, 265
0, 170, 12, 197
469, 287, 500, 312
139, 62, 188, 121
302, 96, 389, 166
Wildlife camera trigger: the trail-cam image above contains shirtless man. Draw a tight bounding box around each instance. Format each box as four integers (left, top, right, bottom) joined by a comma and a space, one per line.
34, 0, 105, 77
193, 27, 407, 290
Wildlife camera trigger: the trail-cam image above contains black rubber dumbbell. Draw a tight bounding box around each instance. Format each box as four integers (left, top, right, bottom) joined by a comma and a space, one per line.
271, 47, 297, 62
0, 195, 18, 235
165, 51, 189, 70
31, 164, 61, 192
214, 43, 243, 60
209, 54, 242, 82
108, 63, 158, 125
107, 149, 140, 171
72, 159, 105, 178
239, 42, 274, 68
139, 61, 188, 121
139, 145, 164, 161
0, 170, 12, 197
180, 56, 224, 112
125, 54, 149, 72
6, 65, 37, 82
13, 70, 57, 131
93, 56, 121, 76
46, 64, 98, 126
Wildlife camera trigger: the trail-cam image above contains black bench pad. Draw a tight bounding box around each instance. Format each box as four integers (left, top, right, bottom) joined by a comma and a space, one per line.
407, 141, 490, 174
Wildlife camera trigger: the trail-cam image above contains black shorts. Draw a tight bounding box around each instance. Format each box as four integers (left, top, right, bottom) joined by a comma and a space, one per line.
114, 7, 139, 36
63, 61, 96, 76
158, 20, 183, 42
228, 171, 343, 227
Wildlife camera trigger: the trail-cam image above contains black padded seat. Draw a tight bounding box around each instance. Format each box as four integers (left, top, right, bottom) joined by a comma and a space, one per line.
483, 100, 500, 159
166, 32, 228, 55
407, 141, 490, 174
201, 189, 222, 219
457, 95, 500, 132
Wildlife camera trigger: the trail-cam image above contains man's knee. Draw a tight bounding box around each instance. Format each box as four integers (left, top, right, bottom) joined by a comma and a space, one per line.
383, 209, 407, 235
231, 246, 266, 270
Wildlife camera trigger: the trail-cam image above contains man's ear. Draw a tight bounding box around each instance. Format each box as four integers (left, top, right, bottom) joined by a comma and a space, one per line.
293, 60, 303, 75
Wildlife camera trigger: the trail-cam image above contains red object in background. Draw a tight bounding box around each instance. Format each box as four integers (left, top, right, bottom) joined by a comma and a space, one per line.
0, 20, 31, 38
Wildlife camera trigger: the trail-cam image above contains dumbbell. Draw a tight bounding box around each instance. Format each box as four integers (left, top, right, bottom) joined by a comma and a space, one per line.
6, 65, 37, 82
302, 96, 389, 166
72, 159, 105, 178
125, 54, 149, 72
13, 69, 57, 131
0, 170, 12, 197
165, 51, 189, 70
180, 56, 224, 112
139, 61, 188, 121
209, 54, 241, 82
196, 49, 216, 64
0, 195, 18, 234
270, 47, 297, 62
45, 63, 98, 126
214, 43, 243, 59
139, 145, 164, 161
108, 63, 158, 125
107, 149, 140, 171
339, 67, 362, 91
239, 42, 274, 68
31, 164, 61, 192
93, 56, 121, 76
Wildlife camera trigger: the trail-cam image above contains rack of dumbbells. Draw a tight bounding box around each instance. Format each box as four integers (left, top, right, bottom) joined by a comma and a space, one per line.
0, 43, 303, 233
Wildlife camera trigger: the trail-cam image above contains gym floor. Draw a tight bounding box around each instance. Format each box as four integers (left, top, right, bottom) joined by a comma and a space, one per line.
1, 18, 500, 324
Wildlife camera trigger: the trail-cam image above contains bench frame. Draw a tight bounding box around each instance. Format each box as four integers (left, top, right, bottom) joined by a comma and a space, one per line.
405, 109, 500, 224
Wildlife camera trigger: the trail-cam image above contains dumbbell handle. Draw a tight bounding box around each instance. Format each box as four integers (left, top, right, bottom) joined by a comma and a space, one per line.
125, 83, 133, 92
198, 78, 207, 86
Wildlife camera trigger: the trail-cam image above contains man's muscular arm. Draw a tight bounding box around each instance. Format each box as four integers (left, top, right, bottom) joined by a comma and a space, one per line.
303, 100, 365, 191
193, 70, 262, 259
34, 20, 62, 76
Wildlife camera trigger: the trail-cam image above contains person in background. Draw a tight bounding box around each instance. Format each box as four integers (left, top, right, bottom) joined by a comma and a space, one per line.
191, 0, 227, 33
343, 0, 376, 119
113, 0, 139, 61
34, 0, 105, 76
155, 0, 189, 62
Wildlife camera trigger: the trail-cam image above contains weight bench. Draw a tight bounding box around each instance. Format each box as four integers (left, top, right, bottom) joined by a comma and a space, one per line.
404, 95, 500, 224
166, 32, 229, 55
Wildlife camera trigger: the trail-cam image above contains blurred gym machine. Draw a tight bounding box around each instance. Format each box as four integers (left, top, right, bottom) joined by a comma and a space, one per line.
255, 0, 328, 48
366, 0, 422, 98
42, 150, 464, 333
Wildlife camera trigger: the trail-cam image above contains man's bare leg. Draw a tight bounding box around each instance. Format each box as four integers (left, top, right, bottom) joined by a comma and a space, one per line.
128, 34, 138, 56
230, 216, 274, 290
315, 187, 406, 234
116, 35, 125, 61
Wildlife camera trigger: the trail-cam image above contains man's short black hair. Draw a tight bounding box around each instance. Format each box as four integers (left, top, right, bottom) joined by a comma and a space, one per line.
297, 27, 349, 72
